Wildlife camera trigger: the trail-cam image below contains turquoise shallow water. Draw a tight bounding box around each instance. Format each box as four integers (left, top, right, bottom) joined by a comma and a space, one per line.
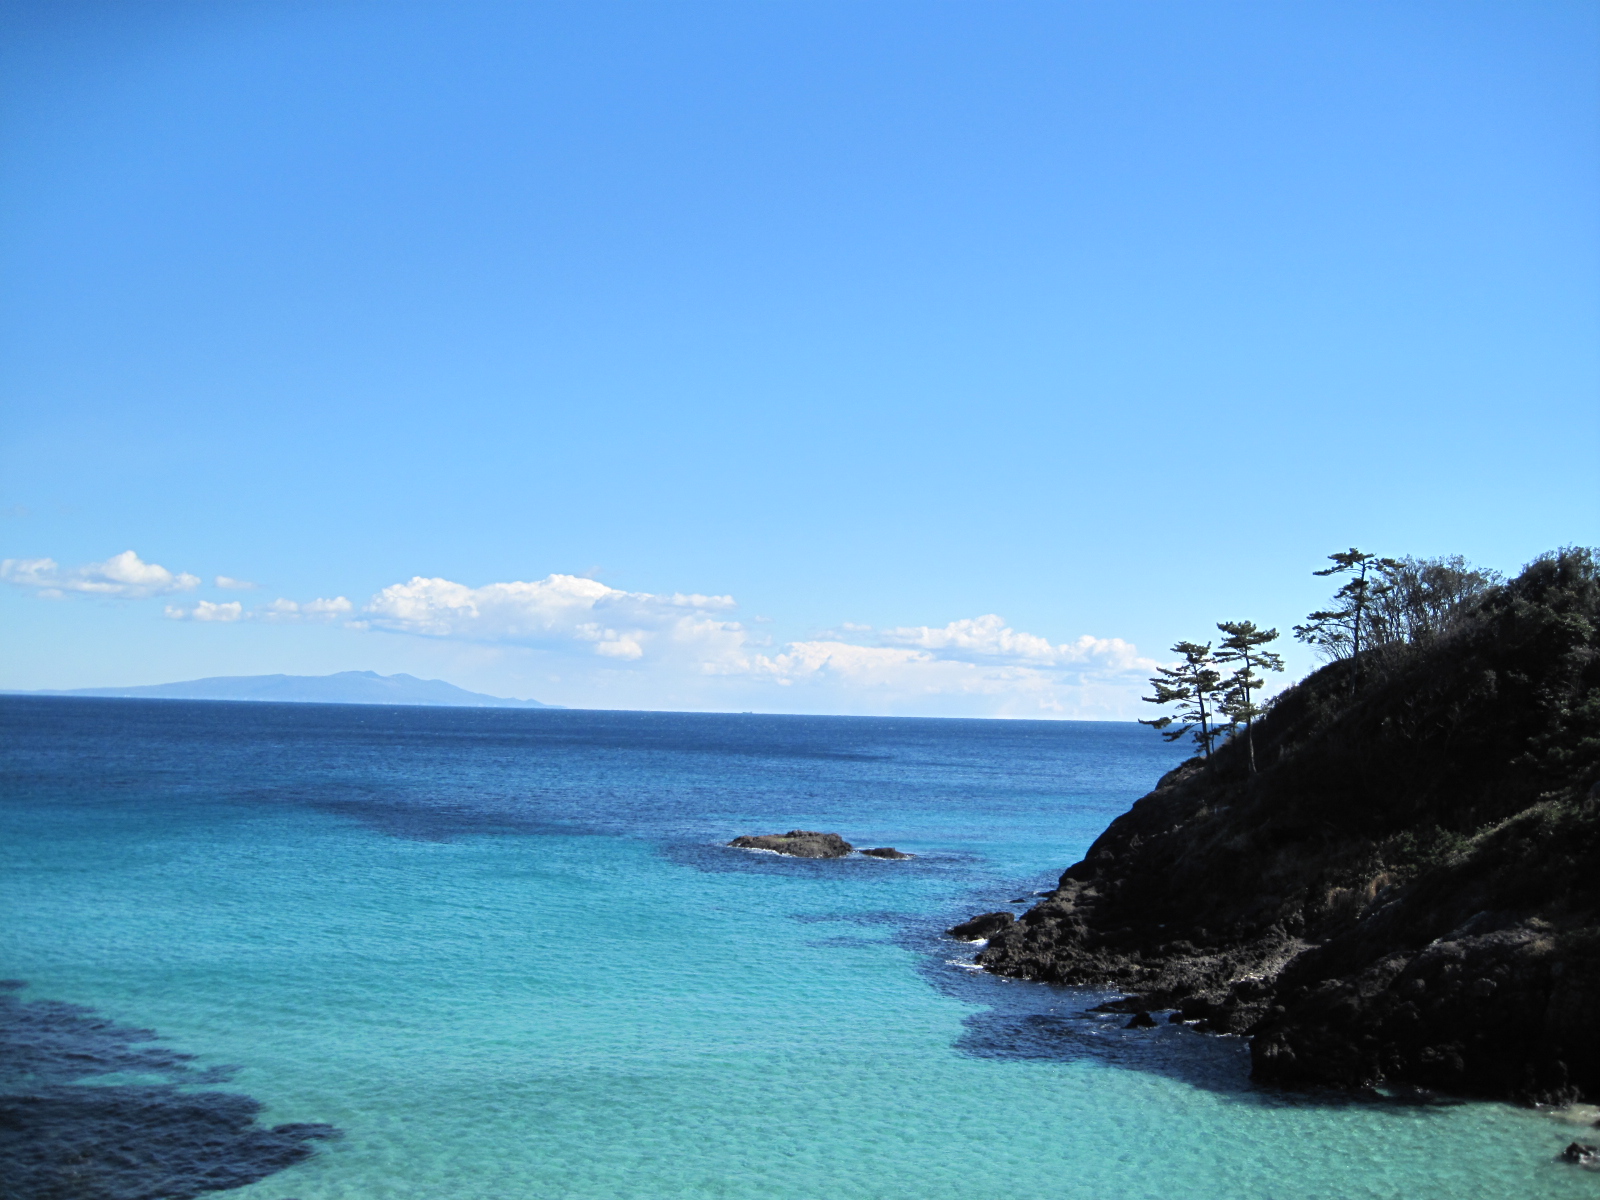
2, 697, 1595, 1198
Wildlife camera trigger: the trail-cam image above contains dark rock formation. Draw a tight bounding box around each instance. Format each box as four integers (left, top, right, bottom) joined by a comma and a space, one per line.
947, 911, 1015, 941
1090, 996, 1152, 1014
728, 830, 853, 858
968, 550, 1600, 1103
1562, 1142, 1598, 1166
860, 847, 913, 859
1125, 1010, 1157, 1029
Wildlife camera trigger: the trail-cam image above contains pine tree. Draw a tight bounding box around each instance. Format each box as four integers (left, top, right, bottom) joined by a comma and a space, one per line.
1138, 640, 1226, 759
1216, 620, 1284, 774
1293, 548, 1400, 695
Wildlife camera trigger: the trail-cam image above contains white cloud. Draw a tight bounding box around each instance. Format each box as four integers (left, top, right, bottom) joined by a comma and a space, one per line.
878, 614, 1157, 673
2, 551, 201, 599
750, 640, 941, 686
354, 571, 1158, 716
165, 600, 243, 622
0, 546, 1177, 717
258, 596, 353, 623
99, 559, 1162, 717
363, 574, 740, 663
722, 624, 1158, 717
162, 595, 352, 624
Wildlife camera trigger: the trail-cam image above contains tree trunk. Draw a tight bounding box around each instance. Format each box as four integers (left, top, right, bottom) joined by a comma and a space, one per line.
1242, 662, 1256, 774
1350, 564, 1367, 700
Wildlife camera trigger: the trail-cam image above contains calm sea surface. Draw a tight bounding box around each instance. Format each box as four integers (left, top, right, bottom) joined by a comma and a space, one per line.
1, 697, 1592, 1199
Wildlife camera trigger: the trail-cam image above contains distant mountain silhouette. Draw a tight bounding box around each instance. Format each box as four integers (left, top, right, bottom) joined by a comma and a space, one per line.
18, 671, 558, 708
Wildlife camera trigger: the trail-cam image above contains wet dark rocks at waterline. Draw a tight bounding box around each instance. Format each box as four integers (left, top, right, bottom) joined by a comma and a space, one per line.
728, 831, 853, 858
951, 551, 1600, 1104
727, 832, 916, 860
947, 911, 1015, 942
1563, 1142, 1599, 1167
0, 981, 339, 1200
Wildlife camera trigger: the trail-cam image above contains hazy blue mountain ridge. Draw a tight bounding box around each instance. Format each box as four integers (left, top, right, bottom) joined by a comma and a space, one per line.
16, 671, 556, 708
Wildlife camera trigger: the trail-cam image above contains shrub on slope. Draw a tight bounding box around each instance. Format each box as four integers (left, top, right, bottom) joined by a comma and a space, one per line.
977, 548, 1600, 1100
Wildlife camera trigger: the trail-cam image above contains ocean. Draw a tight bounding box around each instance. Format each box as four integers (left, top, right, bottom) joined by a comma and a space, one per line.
1, 696, 1593, 1199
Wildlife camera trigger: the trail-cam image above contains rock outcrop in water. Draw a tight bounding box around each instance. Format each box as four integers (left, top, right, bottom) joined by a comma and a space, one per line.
947, 912, 1015, 941
1562, 1142, 1599, 1166
729, 830, 854, 858
966, 549, 1600, 1104
727, 834, 915, 860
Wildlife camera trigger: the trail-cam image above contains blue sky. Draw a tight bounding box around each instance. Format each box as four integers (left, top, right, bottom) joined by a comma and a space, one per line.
2, 0, 1596, 716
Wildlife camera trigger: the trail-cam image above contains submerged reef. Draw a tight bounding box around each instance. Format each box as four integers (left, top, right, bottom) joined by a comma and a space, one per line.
0, 981, 338, 1200
962, 549, 1600, 1104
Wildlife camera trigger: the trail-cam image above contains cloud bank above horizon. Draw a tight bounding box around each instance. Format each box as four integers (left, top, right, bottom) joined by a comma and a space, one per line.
354, 573, 1163, 715
1, 550, 201, 599
3, 552, 1166, 717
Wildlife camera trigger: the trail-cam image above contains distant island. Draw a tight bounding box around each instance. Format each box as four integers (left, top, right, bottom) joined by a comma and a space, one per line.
13, 671, 559, 709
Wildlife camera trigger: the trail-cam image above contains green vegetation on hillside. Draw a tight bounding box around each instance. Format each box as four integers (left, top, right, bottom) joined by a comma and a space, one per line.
980, 546, 1600, 1102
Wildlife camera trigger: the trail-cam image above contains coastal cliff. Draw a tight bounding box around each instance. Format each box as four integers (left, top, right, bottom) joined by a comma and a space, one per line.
973, 549, 1600, 1103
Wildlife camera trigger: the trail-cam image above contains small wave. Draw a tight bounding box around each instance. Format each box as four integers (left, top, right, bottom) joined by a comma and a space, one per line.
946, 959, 986, 971
1545, 1103, 1600, 1127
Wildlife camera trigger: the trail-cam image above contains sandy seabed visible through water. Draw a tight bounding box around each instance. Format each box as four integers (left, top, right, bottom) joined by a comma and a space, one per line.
2, 696, 1595, 1200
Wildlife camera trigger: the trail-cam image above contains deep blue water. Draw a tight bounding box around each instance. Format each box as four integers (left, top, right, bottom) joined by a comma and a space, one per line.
2, 697, 1594, 1199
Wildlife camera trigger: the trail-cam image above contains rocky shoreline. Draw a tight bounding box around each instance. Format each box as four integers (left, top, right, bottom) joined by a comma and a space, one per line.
953, 551, 1600, 1107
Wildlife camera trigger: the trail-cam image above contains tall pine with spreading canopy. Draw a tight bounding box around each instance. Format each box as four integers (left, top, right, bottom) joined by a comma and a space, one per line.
1293, 548, 1399, 696
1138, 641, 1226, 759
1216, 620, 1284, 774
